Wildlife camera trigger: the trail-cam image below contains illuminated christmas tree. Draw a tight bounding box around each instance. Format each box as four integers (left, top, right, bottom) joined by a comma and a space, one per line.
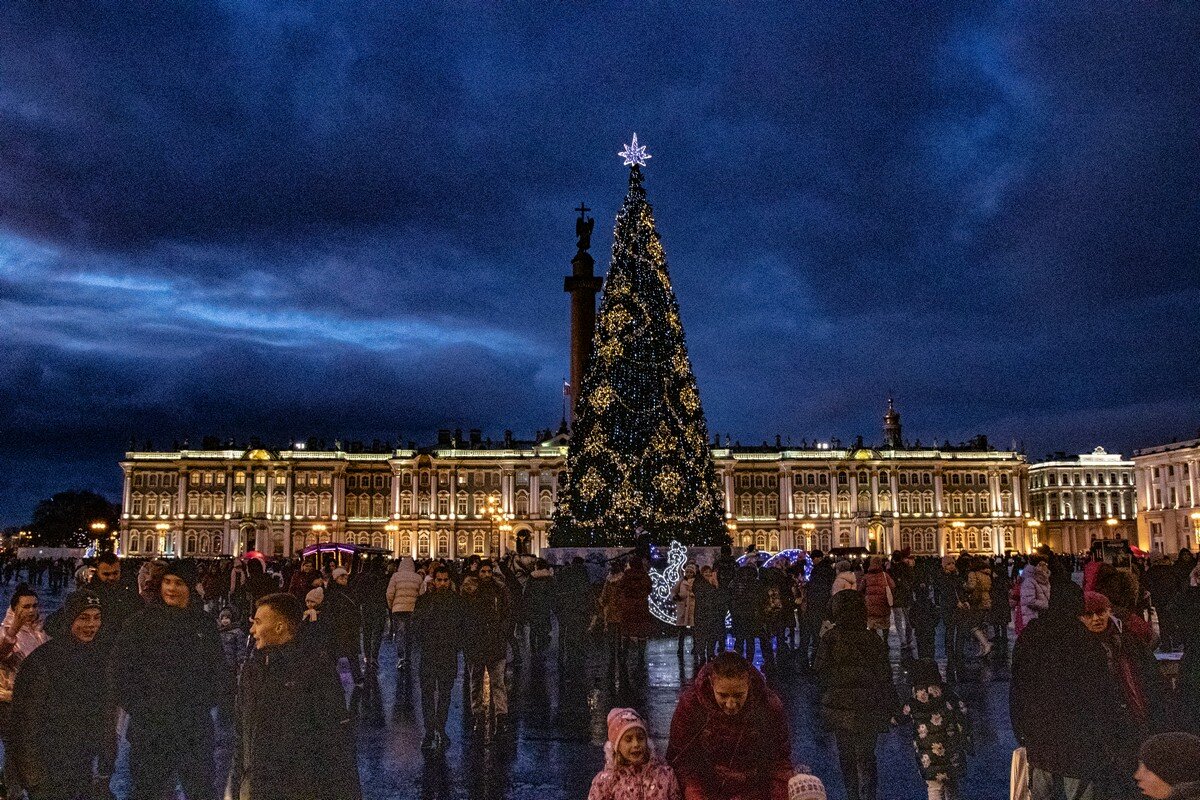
551, 136, 728, 548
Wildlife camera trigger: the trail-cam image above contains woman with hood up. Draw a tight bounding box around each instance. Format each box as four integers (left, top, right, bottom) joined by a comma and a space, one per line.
814, 589, 899, 800
588, 708, 680, 800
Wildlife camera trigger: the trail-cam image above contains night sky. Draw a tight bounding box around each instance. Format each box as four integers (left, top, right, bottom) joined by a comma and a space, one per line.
2, 3, 1198, 525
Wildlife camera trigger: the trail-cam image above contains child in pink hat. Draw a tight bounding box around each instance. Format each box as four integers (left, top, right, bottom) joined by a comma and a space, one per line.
588, 708, 680, 800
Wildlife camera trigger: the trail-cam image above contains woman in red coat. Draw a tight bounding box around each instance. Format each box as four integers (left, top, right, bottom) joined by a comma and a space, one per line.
617, 558, 656, 664
666, 652, 794, 800
860, 556, 895, 643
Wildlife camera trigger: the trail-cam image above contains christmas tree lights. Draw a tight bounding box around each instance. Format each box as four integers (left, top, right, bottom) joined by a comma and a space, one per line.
551, 138, 728, 547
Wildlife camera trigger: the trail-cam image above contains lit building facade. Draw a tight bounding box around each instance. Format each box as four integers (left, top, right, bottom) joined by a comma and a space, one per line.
1027, 447, 1136, 553
119, 408, 1032, 559
1133, 437, 1200, 555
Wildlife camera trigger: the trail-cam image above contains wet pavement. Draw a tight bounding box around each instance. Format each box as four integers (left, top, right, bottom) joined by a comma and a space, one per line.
18, 587, 1019, 799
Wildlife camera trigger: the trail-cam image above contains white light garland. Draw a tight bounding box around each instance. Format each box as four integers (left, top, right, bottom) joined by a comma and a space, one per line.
648, 539, 688, 624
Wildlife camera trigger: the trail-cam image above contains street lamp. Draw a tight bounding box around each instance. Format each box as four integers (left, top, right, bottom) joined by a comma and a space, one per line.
155, 522, 171, 556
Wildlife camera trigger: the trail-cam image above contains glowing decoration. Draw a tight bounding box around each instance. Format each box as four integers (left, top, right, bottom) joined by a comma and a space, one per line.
550, 134, 727, 547
618, 133, 651, 167
648, 540, 688, 624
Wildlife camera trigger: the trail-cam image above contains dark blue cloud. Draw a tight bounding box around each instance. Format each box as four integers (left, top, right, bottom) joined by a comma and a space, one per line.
1, 1, 1198, 524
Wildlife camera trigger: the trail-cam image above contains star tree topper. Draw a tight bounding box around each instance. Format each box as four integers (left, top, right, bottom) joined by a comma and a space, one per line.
618, 133, 651, 167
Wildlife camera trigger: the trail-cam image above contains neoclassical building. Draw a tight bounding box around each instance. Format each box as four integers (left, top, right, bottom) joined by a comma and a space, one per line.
119, 404, 1034, 559
1027, 447, 1137, 553
1133, 436, 1200, 555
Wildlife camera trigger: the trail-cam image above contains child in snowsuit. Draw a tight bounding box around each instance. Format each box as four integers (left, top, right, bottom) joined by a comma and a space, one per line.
588, 708, 680, 800
899, 658, 971, 800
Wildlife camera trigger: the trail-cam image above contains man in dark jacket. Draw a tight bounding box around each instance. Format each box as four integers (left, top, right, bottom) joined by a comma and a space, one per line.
412, 567, 461, 751
322, 568, 364, 686
933, 556, 967, 680
11, 591, 109, 800
113, 561, 225, 800
553, 557, 592, 664
1011, 586, 1128, 799
728, 566, 764, 661
802, 551, 835, 668
666, 652, 793, 800
462, 562, 511, 733
229, 592, 360, 800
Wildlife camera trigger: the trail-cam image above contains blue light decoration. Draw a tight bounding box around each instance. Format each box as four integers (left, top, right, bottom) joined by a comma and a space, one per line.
647, 540, 689, 625
736, 548, 813, 579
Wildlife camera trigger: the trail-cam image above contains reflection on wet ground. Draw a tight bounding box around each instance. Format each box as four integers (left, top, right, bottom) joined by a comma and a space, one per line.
19, 587, 1018, 799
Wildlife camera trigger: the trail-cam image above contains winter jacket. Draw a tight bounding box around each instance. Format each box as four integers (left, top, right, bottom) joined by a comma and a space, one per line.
990, 567, 1012, 626
113, 603, 224, 724
890, 560, 915, 608
554, 562, 594, 625
462, 579, 512, 664
666, 662, 792, 800
860, 567, 894, 624
229, 639, 360, 800
320, 582, 362, 658
673, 576, 696, 628
386, 558, 423, 614
588, 751, 680, 800
1019, 567, 1050, 627
11, 635, 112, 791
413, 588, 462, 674
692, 577, 729, 639
965, 569, 993, 612
899, 682, 970, 782
617, 567, 656, 640
351, 569, 390, 621
805, 559, 836, 616
0, 610, 49, 703
1167, 783, 1200, 800
814, 591, 899, 735
599, 574, 624, 627
525, 569, 556, 624
729, 568, 764, 637
831, 571, 857, 595
1011, 607, 1131, 782
1173, 585, 1200, 730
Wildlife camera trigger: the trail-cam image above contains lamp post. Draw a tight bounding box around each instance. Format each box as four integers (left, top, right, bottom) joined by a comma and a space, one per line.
800, 521, 815, 551
90, 521, 108, 552
384, 522, 399, 556
1027, 518, 1041, 553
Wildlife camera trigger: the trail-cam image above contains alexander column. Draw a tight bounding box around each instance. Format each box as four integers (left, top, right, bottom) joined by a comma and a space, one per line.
563, 202, 602, 428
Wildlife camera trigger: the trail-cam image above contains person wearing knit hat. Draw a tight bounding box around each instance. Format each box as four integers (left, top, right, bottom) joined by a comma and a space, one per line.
10, 590, 107, 799
588, 708, 679, 800
1135, 732, 1200, 799
113, 559, 225, 799
787, 772, 827, 800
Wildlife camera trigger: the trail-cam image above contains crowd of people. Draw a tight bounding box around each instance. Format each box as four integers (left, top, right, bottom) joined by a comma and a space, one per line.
0, 541, 1194, 800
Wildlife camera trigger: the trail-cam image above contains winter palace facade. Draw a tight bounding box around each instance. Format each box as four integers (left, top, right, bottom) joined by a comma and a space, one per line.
118, 413, 1035, 560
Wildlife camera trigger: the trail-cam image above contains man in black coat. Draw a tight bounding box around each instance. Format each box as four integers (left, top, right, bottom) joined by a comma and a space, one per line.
322, 568, 364, 686
113, 562, 225, 800
412, 567, 461, 751
553, 557, 592, 663
933, 556, 967, 679
229, 593, 360, 800
11, 591, 109, 800
801, 551, 835, 668
462, 562, 512, 732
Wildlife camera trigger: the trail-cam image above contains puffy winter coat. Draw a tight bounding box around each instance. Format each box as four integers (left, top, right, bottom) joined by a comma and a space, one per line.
900, 681, 970, 782
814, 591, 899, 735
0, 610, 49, 703
666, 662, 792, 800
617, 567, 656, 639
386, 558, 423, 614
692, 577, 728, 639
1019, 567, 1050, 627
588, 752, 680, 800
673, 576, 696, 628
965, 569, 993, 612
860, 567, 894, 624
831, 571, 857, 595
